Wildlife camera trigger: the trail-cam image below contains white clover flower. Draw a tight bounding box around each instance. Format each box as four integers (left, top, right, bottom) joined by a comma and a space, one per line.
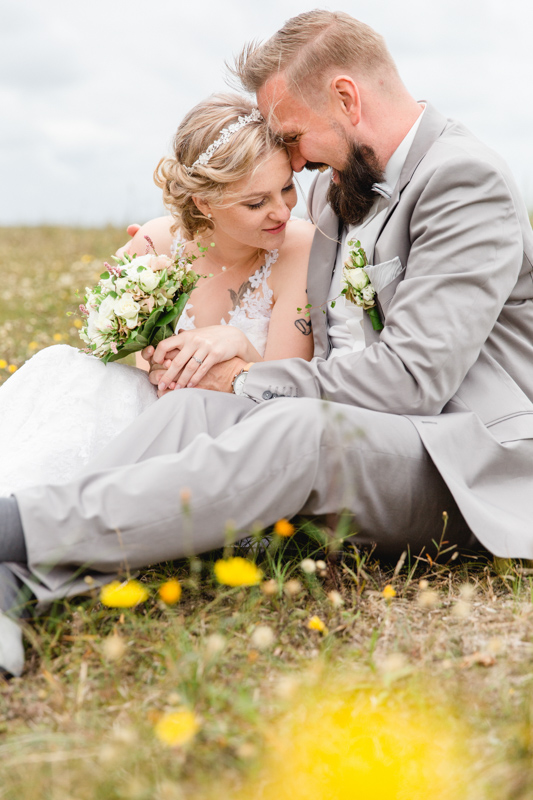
250, 625, 275, 650
300, 558, 316, 574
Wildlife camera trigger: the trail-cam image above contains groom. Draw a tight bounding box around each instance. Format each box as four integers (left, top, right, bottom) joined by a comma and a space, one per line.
2, 10, 533, 676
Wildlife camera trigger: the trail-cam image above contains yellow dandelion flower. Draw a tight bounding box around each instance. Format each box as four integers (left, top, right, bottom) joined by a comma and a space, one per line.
72, 318, 83, 329
274, 518, 295, 537
100, 579, 149, 608
214, 557, 263, 587
382, 584, 397, 599
159, 578, 182, 605
0, 359, 7, 369
307, 615, 328, 634
28, 341, 39, 350
81, 254, 93, 263
53, 333, 63, 342
7, 364, 17, 374
154, 710, 200, 747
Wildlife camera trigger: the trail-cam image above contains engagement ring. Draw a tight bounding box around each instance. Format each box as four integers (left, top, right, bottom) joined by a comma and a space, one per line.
192, 355, 203, 365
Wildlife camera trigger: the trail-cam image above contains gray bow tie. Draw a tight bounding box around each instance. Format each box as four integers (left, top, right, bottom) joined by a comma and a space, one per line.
372, 182, 393, 200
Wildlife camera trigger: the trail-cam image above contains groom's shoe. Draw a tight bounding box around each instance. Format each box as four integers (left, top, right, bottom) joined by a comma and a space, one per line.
0, 611, 24, 678
0, 564, 29, 678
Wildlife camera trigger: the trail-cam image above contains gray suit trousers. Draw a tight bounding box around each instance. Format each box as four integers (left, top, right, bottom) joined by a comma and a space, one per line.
12, 389, 475, 604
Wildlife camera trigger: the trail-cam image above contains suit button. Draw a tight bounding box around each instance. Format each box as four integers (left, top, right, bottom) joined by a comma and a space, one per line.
262, 390, 273, 400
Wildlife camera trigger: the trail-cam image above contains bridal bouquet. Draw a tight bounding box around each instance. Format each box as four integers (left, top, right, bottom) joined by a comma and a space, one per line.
78, 239, 202, 363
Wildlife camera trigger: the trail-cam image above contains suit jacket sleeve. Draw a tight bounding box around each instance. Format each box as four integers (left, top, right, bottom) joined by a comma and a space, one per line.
243, 154, 524, 415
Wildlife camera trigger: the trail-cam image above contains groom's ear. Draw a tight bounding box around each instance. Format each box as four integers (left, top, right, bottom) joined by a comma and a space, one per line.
330, 76, 361, 126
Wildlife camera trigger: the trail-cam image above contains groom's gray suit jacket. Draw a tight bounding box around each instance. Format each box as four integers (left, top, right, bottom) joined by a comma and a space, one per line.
244, 103, 533, 557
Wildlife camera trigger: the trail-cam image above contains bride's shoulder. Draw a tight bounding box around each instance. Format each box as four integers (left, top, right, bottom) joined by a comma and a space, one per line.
277, 218, 315, 259
128, 215, 175, 257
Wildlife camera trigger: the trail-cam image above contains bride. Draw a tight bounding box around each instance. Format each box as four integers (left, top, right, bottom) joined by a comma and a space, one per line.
0, 93, 314, 495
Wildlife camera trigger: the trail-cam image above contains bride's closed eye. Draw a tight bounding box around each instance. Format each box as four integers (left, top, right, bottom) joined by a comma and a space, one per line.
246, 183, 296, 210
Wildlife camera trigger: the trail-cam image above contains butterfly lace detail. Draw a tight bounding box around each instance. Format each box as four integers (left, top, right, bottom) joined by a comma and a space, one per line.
174, 247, 278, 357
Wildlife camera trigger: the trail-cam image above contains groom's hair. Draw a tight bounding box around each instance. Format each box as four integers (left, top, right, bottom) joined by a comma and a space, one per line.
232, 10, 399, 97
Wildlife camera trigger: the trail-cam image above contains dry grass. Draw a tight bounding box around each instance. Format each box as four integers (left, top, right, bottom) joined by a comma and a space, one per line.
1, 227, 533, 799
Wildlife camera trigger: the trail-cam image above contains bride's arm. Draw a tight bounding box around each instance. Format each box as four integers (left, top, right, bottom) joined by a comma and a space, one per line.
262, 219, 314, 362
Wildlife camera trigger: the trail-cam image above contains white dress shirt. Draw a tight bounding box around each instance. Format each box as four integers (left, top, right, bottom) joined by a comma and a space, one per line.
327, 106, 425, 359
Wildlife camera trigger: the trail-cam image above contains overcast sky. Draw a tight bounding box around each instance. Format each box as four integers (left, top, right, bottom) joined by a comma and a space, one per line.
1, 0, 532, 226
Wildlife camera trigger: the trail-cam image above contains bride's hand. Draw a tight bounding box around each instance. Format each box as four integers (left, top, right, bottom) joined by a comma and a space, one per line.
151, 326, 253, 391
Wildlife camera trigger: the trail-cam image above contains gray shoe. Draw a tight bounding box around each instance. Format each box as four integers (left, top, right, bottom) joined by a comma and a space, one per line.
0, 611, 24, 677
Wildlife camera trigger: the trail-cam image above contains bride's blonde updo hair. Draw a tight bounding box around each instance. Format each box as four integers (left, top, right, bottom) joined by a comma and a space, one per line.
155, 93, 283, 240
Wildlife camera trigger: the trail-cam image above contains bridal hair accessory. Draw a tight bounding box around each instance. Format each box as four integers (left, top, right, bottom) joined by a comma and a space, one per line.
185, 108, 263, 174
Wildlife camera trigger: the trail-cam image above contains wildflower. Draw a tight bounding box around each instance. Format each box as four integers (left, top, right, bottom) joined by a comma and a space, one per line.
214, 557, 263, 587
7, 364, 17, 374
154, 710, 200, 747
100, 579, 149, 608
261, 579, 278, 596
327, 590, 344, 608
382, 584, 396, 599
307, 616, 328, 634
418, 590, 439, 608
283, 579, 302, 598
204, 633, 226, 658
28, 341, 39, 350
274, 518, 295, 537
300, 558, 316, 574
81, 254, 93, 263
0, 359, 6, 369
315, 560, 327, 571
53, 333, 63, 342
159, 578, 182, 605
251, 625, 276, 650
72, 318, 83, 329
102, 633, 127, 661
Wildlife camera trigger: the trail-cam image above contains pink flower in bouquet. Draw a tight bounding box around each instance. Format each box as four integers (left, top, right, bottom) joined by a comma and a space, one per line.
150, 255, 173, 271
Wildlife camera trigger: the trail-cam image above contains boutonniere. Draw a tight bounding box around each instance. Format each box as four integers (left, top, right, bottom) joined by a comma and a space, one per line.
341, 239, 383, 331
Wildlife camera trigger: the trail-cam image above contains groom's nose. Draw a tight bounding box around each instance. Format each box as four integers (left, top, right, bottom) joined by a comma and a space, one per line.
289, 149, 307, 172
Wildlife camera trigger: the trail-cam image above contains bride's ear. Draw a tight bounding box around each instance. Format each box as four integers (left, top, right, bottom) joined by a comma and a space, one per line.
192, 196, 211, 218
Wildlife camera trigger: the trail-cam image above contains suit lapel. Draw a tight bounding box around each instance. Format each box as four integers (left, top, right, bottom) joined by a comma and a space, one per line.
307, 203, 341, 358
370, 103, 449, 263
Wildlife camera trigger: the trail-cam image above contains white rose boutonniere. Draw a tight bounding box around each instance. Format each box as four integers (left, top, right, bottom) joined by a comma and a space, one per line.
341, 240, 383, 331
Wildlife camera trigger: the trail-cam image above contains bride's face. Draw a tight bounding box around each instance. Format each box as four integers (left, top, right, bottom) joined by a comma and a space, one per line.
208, 149, 297, 250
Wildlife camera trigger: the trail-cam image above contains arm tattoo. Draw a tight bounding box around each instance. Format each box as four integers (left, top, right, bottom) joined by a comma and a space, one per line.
228, 279, 252, 310
295, 318, 313, 336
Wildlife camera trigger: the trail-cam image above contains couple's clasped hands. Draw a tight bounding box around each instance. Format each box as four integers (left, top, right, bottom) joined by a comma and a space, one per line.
142, 327, 252, 397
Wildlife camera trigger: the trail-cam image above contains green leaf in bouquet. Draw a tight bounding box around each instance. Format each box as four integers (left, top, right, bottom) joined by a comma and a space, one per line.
100, 271, 110, 280
157, 292, 190, 326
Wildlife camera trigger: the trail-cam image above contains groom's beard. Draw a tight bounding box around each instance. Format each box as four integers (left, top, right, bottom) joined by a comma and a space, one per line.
326, 143, 385, 226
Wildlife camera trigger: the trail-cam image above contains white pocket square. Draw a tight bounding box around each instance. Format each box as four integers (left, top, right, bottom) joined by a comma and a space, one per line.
364, 257, 404, 295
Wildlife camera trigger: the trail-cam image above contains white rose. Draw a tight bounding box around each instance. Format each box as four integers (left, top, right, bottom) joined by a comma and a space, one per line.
344, 266, 369, 291
114, 293, 140, 321
98, 294, 116, 320
115, 276, 132, 293
138, 268, 160, 292
127, 255, 153, 270
362, 285, 375, 303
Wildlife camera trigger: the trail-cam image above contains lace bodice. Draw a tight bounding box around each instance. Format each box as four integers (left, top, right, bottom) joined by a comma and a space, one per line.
172, 241, 278, 358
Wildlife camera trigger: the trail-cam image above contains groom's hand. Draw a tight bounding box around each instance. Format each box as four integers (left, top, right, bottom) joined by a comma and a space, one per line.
192, 357, 248, 393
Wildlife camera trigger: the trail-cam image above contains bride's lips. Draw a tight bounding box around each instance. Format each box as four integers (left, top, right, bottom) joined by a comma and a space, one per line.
264, 222, 287, 235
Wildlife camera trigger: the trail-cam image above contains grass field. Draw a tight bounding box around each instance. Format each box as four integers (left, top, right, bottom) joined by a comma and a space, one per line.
1, 226, 533, 799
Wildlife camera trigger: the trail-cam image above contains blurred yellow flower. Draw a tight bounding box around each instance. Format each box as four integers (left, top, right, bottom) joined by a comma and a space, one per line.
7, 364, 17, 374
214, 557, 263, 587
154, 710, 200, 747
274, 518, 295, 537
28, 341, 39, 350
307, 616, 328, 634
0, 359, 6, 369
382, 584, 397, 599
100, 579, 149, 608
53, 333, 63, 342
81, 254, 93, 263
72, 318, 83, 329
234, 686, 470, 800
159, 578, 182, 605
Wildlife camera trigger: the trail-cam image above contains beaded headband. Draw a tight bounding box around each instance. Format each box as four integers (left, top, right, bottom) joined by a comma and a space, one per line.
184, 108, 263, 174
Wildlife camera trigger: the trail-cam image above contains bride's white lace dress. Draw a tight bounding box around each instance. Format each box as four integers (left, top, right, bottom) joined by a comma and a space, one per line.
0, 249, 277, 496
